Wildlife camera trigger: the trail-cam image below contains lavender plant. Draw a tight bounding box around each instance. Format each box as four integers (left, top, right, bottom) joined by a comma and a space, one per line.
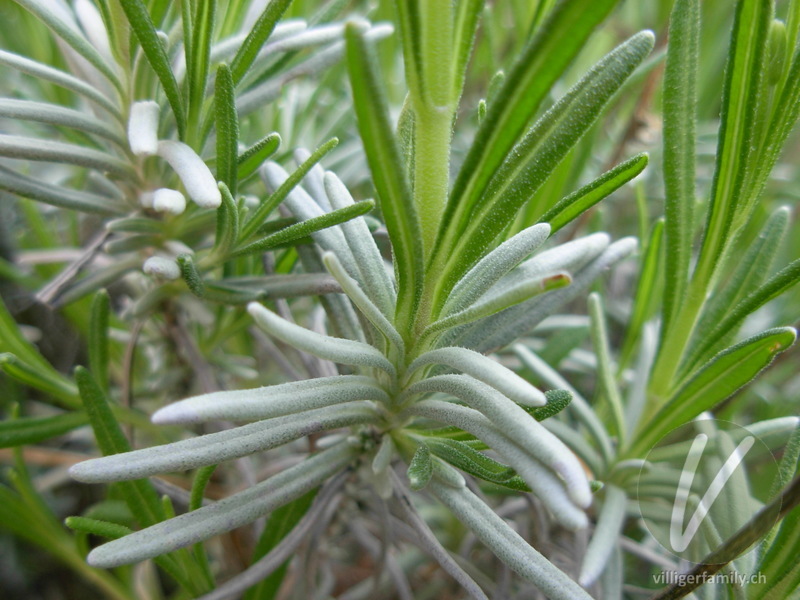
63, 1, 656, 597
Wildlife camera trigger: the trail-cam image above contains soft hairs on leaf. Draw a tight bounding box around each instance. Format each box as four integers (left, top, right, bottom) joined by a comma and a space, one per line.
461, 237, 637, 352
247, 302, 396, 376
151, 376, 388, 424
86, 442, 356, 568
404, 374, 591, 508
439, 223, 551, 317
407, 347, 546, 406
430, 473, 593, 600
70, 403, 376, 482
409, 399, 589, 531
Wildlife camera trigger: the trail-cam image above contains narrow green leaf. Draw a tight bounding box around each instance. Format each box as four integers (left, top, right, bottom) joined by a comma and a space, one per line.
539, 153, 649, 234
177, 254, 206, 298
190, 465, 217, 512
215, 64, 239, 196
530, 390, 573, 422
0, 50, 121, 119
435, 31, 654, 298
438, 0, 619, 260
83, 499, 134, 525
89, 290, 110, 396
392, 0, 424, 101
75, 367, 129, 457
74, 367, 208, 591
426, 438, 529, 491
14, 0, 122, 92
0, 134, 135, 179
240, 138, 337, 242
181, 0, 193, 92
233, 200, 374, 258
752, 39, 800, 200
230, 0, 293, 85
662, 0, 699, 333
65, 516, 132, 539
118, 0, 186, 139
189, 464, 217, 587
408, 444, 433, 491
0, 353, 79, 408
0, 295, 79, 399
75, 366, 166, 525
214, 182, 240, 258
690, 207, 789, 360
0, 165, 124, 215
633, 328, 797, 456
188, 0, 216, 130
0, 411, 87, 448
693, 0, 772, 286
345, 23, 422, 325
685, 256, 800, 373
243, 489, 317, 600
0, 99, 126, 147
237, 133, 280, 180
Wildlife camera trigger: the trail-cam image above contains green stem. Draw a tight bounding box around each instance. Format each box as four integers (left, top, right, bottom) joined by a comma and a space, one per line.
413, 0, 455, 259
413, 108, 452, 257
648, 273, 707, 403
649, 218, 740, 403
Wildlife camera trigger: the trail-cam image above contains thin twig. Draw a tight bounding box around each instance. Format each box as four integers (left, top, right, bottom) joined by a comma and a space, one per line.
150, 476, 213, 509
169, 313, 219, 394
35, 230, 110, 306
390, 471, 490, 600
618, 536, 678, 571
251, 328, 305, 381
349, 520, 414, 600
